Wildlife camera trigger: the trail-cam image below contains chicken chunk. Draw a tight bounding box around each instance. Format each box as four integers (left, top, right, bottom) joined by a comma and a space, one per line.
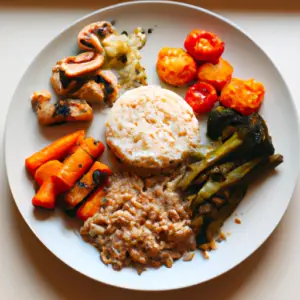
72, 70, 119, 105
31, 90, 93, 126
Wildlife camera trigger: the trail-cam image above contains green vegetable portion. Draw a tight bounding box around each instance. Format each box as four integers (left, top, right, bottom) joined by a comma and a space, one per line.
177, 133, 243, 190
179, 106, 283, 247
191, 155, 283, 209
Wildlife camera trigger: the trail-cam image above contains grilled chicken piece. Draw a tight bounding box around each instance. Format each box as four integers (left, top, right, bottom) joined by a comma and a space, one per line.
31, 91, 93, 126
72, 70, 119, 105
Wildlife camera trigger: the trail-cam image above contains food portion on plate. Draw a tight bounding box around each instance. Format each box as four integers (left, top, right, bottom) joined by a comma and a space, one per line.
156, 29, 265, 116
197, 58, 233, 92
25, 130, 111, 215
24, 24, 284, 274
219, 78, 265, 115
31, 21, 148, 126
31, 90, 93, 126
106, 86, 200, 169
156, 47, 197, 87
81, 172, 196, 273
177, 105, 283, 250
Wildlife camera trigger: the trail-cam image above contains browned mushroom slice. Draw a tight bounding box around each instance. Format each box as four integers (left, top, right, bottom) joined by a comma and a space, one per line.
50, 66, 78, 96
31, 91, 93, 126
60, 52, 104, 78
78, 21, 116, 53
96, 70, 119, 105
72, 70, 119, 105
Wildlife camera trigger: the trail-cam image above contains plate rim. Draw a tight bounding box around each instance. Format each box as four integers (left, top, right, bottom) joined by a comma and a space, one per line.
4, 0, 300, 291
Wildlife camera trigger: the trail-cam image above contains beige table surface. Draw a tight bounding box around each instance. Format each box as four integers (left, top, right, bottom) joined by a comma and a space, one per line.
1, 1, 300, 299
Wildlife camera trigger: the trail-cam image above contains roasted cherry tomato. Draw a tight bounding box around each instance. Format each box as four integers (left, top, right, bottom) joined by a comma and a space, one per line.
197, 58, 233, 91
184, 30, 225, 64
185, 82, 218, 114
220, 78, 265, 115
156, 47, 197, 87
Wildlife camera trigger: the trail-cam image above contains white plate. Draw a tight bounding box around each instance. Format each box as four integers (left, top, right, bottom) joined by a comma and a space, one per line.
5, 0, 300, 291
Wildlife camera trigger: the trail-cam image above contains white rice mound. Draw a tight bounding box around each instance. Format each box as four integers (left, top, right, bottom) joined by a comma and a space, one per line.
105, 85, 201, 169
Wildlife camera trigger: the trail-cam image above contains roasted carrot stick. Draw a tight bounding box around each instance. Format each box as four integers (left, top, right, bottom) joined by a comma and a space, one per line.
54, 148, 93, 192
79, 137, 105, 159
53, 138, 105, 192
32, 179, 57, 209
64, 162, 111, 209
34, 160, 63, 186
25, 130, 85, 176
76, 188, 107, 221
65, 133, 86, 157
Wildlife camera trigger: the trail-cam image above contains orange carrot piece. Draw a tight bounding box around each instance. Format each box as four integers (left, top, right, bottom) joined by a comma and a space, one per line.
66, 133, 86, 157
34, 160, 63, 186
80, 137, 105, 159
64, 162, 111, 209
32, 179, 57, 209
53, 137, 106, 192
53, 148, 93, 193
25, 130, 85, 176
76, 188, 107, 221
52, 137, 102, 191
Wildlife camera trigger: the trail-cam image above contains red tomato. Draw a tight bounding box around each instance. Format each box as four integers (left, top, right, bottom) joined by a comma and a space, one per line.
220, 78, 265, 115
197, 58, 233, 91
185, 82, 218, 114
184, 30, 225, 64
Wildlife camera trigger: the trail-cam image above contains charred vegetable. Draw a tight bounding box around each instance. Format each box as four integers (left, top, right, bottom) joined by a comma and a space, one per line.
205, 185, 247, 242
207, 162, 236, 182
180, 107, 283, 247
191, 154, 283, 209
240, 113, 275, 158
207, 106, 244, 140
207, 105, 275, 158
191, 157, 262, 209
53, 138, 105, 192
189, 145, 215, 161
177, 133, 243, 190
64, 161, 111, 209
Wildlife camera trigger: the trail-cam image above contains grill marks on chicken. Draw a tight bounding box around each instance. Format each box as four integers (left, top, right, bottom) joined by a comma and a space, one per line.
31, 91, 93, 126
72, 70, 119, 105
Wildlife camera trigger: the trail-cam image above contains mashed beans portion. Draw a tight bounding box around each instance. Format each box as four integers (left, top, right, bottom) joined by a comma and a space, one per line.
80, 172, 196, 272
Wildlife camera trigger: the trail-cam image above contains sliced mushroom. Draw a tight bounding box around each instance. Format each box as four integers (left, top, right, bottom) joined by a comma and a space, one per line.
78, 21, 116, 53
50, 66, 78, 96
51, 52, 104, 96
72, 70, 119, 105
31, 90, 93, 126
60, 52, 104, 77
